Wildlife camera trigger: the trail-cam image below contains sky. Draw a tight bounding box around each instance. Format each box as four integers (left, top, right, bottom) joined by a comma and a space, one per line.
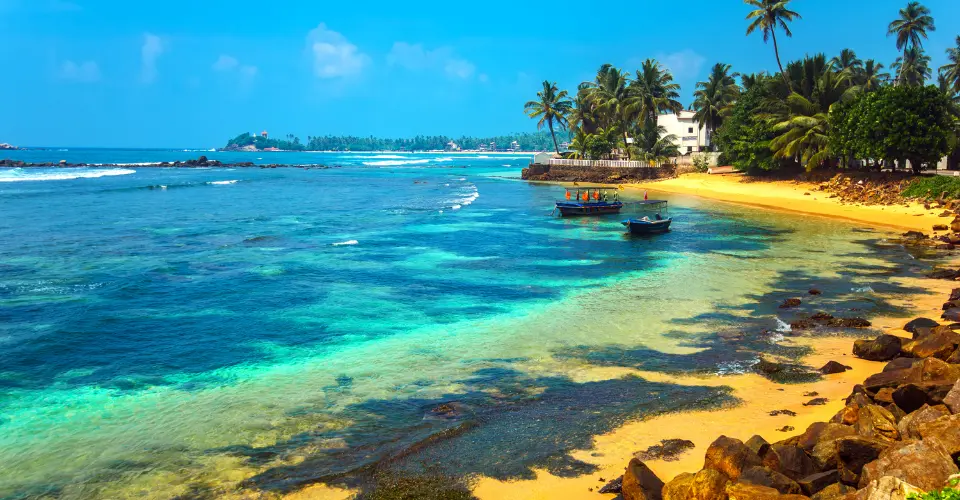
1, 0, 959, 148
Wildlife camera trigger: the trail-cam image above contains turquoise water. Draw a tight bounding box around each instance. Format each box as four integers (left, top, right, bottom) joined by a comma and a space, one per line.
0, 151, 927, 498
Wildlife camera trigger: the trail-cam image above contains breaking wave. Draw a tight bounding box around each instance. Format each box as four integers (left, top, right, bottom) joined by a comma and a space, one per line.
208, 180, 238, 185
0, 168, 136, 182
332, 240, 359, 246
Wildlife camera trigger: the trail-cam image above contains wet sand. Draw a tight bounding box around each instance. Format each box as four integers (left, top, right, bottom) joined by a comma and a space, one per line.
628, 173, 943, 233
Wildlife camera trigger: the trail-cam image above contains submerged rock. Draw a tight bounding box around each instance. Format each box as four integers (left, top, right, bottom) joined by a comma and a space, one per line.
779, 298, 802, 309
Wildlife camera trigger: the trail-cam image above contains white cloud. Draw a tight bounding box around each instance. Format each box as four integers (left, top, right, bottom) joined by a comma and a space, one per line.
59, 60, 100, 83
140, 33, 164, 83
387, 42, 477, 80
239, 65, 258, 78
212, 54, 239, 72
654, 49, 706, 80
306, 23, 368, 79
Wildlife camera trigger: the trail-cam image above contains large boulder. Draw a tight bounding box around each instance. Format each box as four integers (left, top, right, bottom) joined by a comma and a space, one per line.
852, 476, 922, 500
892, 384, 933, 413
820, 361, 853, 374
854, 405, 900, 443
810, 425, 858, 471
918, 414, 960, 456
745, 435, 771, 457
944, 380, 960, 414
836, 437, 887, 486
859, 439, 959, 491
725, 481, 808, 500
740, 465, 803, 495
622, 458, 665, 500
853, 335, 903, 361
798, 469, 840, 496
688, 468, 730, 500
883, 358, 915, 373
903, 317, 940, 336
863, 358, 960, 391
703, 436, 762, 482
769, 444, 817, 482
811, 482, 854, 500
901, 329, 960, 360
897, 404, 951, 439
661, 472, 694, 500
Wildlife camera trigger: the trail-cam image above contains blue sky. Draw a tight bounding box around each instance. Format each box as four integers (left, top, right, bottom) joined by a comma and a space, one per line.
1, 0, 958, 148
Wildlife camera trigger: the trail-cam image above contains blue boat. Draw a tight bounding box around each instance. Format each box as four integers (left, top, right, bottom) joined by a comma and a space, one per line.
622, 200, 672, 234
556, 188, 623, 216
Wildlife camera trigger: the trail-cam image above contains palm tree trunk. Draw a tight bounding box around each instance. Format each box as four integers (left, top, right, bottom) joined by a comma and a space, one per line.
771, 30, 792, 92
549, 120, 559, 154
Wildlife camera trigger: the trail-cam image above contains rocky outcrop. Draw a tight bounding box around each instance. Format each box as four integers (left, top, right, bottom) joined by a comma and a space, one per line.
622, 458, 665, 500
853, 335, 903, 361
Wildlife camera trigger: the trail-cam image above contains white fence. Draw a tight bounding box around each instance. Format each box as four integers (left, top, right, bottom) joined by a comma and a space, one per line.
548, 159, 652, 168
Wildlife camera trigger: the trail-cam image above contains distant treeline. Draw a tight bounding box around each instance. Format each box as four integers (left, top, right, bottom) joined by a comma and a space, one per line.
223, 131, 566, 152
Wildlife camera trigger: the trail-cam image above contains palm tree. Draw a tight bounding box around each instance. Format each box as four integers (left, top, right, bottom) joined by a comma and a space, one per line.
632, 120, 681, 166
568, 84, 598, 134
940, 35, 960, 93
582, 64, 638, 158
740, 72, 767, 92
854, 60, 890, 91
693, 63, 740, 149
830, 49, 863, 75
768, 70, 852, 170
745, 0, 802, 90
892, 46, 932, 86
632, 59, 684, 126
888, 1, 935, 85
524, 80, 573, 153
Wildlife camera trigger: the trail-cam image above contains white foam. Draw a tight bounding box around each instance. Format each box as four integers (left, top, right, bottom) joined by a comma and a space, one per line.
340, 155, 406, 159
775, 317, 792, 333
363, 159, 430, 166
451, 204, 462, 210
0, 168, 136, 182
852, 286, 875, 293
208, 180, 238, 185
332, 240, 359, 246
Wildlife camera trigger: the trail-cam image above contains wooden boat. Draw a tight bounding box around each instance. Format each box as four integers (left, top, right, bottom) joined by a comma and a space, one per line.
556, 188, 623, 216
622, 200, 672, 234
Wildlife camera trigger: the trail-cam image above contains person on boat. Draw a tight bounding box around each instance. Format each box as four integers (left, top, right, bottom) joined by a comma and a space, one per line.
655, 213, 663, 221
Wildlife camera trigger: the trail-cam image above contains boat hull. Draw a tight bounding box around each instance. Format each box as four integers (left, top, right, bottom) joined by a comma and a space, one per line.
622, 218, 672, 234
555, 201, 624, 216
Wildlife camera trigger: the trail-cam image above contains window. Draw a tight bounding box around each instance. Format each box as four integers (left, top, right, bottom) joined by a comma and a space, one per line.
688, 127, 694, 134
687, 146, 693, 153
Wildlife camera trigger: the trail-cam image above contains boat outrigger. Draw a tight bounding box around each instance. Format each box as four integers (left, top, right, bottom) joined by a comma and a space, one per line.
622, 200, 672, 235
555, 187, 623, 216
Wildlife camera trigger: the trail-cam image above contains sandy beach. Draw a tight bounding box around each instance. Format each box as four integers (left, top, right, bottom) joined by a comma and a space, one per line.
628, 173, 945, 233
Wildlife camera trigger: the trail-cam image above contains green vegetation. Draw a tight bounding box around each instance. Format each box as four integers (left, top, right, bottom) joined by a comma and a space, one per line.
908, 478, 960, 499
224, 131, 563, 152
524, 81, 573, 153
744, 0, 802, 89
901, 176, 960, 200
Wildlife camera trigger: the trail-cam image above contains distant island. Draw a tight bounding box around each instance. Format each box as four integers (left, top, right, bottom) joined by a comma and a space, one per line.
220, 131, 565, 152
0, 142, 19, 150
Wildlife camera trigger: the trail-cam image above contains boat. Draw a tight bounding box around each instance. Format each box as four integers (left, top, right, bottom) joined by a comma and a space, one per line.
555, 187, 623, 216
622, 200, 672, 234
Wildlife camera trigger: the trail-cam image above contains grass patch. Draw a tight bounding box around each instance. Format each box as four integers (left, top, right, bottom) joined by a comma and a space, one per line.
902, 176, 960, 200
359, 472, 476, 500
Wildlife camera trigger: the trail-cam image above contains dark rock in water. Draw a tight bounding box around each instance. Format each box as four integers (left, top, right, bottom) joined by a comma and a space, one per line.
621, 458, 664, 500
740, 465, 803, 495
853, 335, 902, 361
779, 298, 802, 309
754, 356, 783, 375
424, 402, 467, 420
769, 409, 797, 417
904, 317, 939, 335
827, 317, 871, 328
810, 312, 834, 321
859, 438, 959, 491
703, 436, 762, 482
902, 231, 928, 240
808, 288, 823, 295
819, 361, 852, 374
634, 439, 695, 462
717, 331, 745, 342
803, 398, 829, 406
928, 268, 960, 280
790, 319, 819, 330
598, 476, 622, 494
777, 426, 795, 432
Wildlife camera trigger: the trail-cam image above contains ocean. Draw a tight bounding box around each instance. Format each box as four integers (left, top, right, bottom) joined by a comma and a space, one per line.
0, 150, 925, 498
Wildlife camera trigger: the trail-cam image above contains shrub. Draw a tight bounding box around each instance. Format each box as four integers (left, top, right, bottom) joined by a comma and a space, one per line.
907, 477, 960, 499
901, 176, 960, 200
692, 154, 711, 173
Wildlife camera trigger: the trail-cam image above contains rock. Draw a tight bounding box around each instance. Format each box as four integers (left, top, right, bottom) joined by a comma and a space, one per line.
809, 289, 823, 295
770, 410, 798, 417
769, 444, 817, 482
688, 468, 730, 500
837, 437, 887, 486
791, 319, 819, 330
929, 268, 960, 280
948, 348, 960, 364
864, 358, 960, 391
951, 288, 960, 302
944, 380, 960, 414
805, 391, 821, 397
599, 476, 623, 494
820, 361, 853, 374
883, 358, 916, 372
829, 318, 872, 328
903, 231, 928, 240
703, 436, 762, 482
780, 298, 802, 309
944, 308, 960, 322
635, 439, 696, 462
903, 317, 939, 335
853, 335, 903, 361
804, 398, 829, 406
660, 472, 693, 500
799, 422, 855, 453
740, 465, 803, 495
874, 388, 895, 404
935, 224, 950, 231
860, 439, 959, 490
918, 414, 960, 455
854, 405, 900, 442
810, 424, 858, 470
777, 426, 795, 432
725, 481, 808, 500
902, 329, 960, 360
755, 356, 784, 375
746, 435, 772, 457
892, 384, 932, 413
853, 476, 922, 500
944, 301, 960, 311
799, 470, 840, 496
621, 458, 665, 500
811, 482, 854, 500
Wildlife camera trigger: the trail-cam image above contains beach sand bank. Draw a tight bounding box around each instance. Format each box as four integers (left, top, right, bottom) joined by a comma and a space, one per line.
627, 173, 944, 233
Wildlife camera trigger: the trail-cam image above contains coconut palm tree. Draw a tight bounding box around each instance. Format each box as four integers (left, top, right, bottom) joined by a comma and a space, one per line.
524, 80, 573, 154
854, 60, 890, 91
768, 70, 852, 170
745, 0, 802, 90
940, 35, 960, 93
740, 72, 767, 91
830, 49, 863, 76
892, 46, 932, 86
888, 1, 935, 85
582, 64, 638, 158
568, 84, 598, 134
632, 59, 683, 126
693, 63, 740, 149
632, 120, 681, 165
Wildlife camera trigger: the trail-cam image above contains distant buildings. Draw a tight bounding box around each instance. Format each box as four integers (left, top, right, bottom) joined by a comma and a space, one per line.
261, 130, 269, 138
658, 111, 709, 154
446, 141, 461, 152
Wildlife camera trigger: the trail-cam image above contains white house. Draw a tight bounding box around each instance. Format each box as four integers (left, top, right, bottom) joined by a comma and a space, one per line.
658, 111, 709, 154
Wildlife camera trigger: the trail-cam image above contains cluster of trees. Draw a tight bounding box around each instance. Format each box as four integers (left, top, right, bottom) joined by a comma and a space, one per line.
526, 0, 960, 173
224, 132, 561, 152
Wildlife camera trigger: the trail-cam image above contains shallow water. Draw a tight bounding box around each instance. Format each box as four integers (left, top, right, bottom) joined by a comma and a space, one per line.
0, 151, 927, 498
